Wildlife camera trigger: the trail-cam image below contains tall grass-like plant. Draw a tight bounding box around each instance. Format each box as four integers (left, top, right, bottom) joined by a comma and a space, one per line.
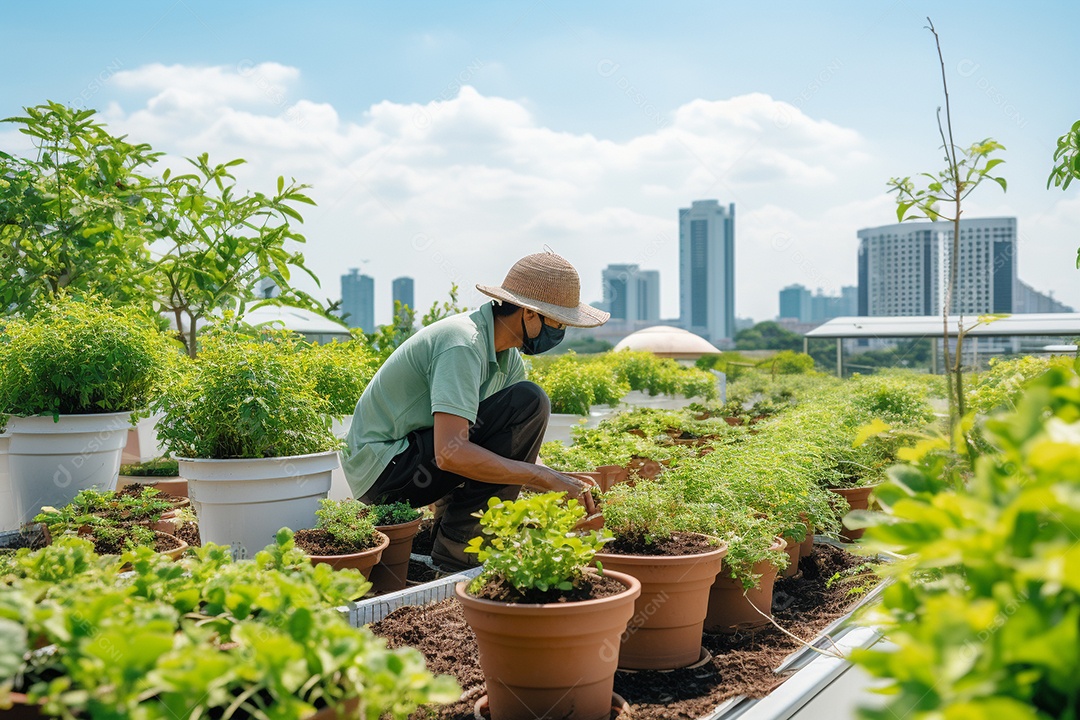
0, 292, 175, 419
152, 325, 339, 459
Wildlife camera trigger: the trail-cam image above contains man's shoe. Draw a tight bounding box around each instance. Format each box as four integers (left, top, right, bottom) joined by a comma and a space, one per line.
430, 531, 478, 573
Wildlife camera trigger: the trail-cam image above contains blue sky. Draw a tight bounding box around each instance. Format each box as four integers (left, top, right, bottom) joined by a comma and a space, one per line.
3, 2, 1078, 324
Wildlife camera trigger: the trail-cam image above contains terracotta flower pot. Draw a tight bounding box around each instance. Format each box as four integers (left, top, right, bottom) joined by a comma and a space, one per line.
307, 530, 390, 581
368, 517, 423, 594
780, 531, 801, 578
704, 537, 786, 633
827, 484, 879, 542
626, 456, 661, 480
117, 476, 189, 498
594, 536, 727, 670
456, 569, 641, 720
158, 532, 188, 562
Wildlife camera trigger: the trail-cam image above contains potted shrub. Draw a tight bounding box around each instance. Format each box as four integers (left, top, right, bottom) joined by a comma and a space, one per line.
592, 479, 727, 670
455, 492, 641, 720
0, 530, 459, 719
0, 293, 174, 527
295, 498, 389, 581
118, 457, 187, 498
153, 326, 342, 558
368, 501, 424, 594
531, 353, 629, 445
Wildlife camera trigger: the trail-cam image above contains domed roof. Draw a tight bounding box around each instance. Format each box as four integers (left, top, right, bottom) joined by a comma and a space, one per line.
613, 326, 721, 358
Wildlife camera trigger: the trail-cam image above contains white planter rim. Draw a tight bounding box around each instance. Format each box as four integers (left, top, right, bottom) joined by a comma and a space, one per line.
178, 450, 341, 482
177, 449, 340, 465
6, 411, 133, 430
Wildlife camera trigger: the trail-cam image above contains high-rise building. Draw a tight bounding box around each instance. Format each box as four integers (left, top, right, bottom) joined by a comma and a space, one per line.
779, 283, 857, 324
857, 217, 1017, 317
1015, 280, 1074, 313
602, 264, 660, 323
679, 199, 735, 343
779, 284, 811, 321
392, 276, 414, 316
341, 268, 375, 331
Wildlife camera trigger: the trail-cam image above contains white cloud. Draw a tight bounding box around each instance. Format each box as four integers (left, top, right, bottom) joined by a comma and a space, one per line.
40, 61, 1078, 324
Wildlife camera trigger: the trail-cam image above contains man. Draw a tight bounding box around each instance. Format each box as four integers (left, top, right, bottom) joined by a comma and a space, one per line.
342, 250, 608, 570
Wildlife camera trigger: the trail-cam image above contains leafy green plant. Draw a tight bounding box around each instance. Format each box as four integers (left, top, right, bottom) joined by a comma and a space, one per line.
371, 501, 421, 526
967, 354, 1075, 415
756, 350, 816, 376
599, 479, 691, 545
0, 530, 459, 720
0, 102, 160, 310
314, 499, 379, 550
465, 492, 612, 598
849, 360, 1080, 720
888, 19, 1007, 437
34, 486, 176, 533
149, 153, 326, 358
299, 338, 379, 416
153, 325, 340, 459
1047, 119, 1080, 267
0, 292, 176, 418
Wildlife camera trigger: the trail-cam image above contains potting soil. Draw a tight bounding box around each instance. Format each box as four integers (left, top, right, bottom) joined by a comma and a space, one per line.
470, 572, 627, 603
605, 531, 719, 557
371, 544, 876, 720
293, 527, 378, 555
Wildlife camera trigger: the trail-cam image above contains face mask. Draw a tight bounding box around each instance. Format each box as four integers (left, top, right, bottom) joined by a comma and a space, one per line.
520, 313, 565, 355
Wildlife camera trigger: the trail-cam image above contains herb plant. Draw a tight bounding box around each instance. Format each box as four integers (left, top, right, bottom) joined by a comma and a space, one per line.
371, 501, 422, 526
0, 292, 175, 418
119, 457, 180, 477
465, 492, 612, 597
314, 499, 379, 550
153, 325, 340, 459
598, 479, 689, 545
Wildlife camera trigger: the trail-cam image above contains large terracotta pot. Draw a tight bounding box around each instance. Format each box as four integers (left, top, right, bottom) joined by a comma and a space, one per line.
594, 536, 727, 670
827, 484, 879, 542
158, 532, 189, 562
781, 530, 801, 578
307, 530, 389, 580
368, 517, 423, 594
117, 476, 189, 499
456, 570, 641, 720
704, 537, 786, 633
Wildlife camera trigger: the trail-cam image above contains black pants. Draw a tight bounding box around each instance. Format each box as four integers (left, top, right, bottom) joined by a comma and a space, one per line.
360, 381, 550, 544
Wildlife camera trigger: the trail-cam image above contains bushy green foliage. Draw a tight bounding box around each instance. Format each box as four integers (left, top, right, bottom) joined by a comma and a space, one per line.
850, 360, 1080, 720
300, 338, 380, 416
755, 350, 816, 375
314, 499, 379, 550
529, 352, 628, 415
0, 530, 459, 720
966, 354, 1074, 415
599, 479, 693, 545
695, 351, 757, 380
0, 102, 160, 309
153, 326, 340, 459
0, 292, 176, 418
465, 492, 612, 597
371, 501, 421, 526
683, 504, 789, 589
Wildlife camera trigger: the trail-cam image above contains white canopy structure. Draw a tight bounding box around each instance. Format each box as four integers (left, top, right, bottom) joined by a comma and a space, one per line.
804, 314, 1080, 376
169, 304, 353, 344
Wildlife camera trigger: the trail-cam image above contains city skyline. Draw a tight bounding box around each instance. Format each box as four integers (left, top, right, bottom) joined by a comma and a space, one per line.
3, 3, 1076, 328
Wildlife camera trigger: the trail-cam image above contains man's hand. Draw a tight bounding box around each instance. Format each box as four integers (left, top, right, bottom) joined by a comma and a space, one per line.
534, 467, 597, 514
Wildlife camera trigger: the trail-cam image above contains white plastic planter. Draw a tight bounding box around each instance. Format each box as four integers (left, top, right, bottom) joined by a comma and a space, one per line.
543, 413, 588, 445
121, 412, 165, 465
328, 416, 354, 501
180, 450, 338, 559
0, 430, 15, 532
621, 390, 691, 410
6, 412, 131, 526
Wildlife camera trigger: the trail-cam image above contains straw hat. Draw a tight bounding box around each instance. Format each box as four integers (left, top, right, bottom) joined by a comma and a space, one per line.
477, 250, 610, 328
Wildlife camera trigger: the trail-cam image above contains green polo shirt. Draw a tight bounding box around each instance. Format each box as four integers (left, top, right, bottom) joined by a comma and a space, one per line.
342, 303, 527, 498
